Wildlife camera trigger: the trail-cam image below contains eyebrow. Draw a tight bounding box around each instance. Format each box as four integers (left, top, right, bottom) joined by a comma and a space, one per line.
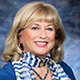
32, 23, 39, 26
47, 24, 53, 26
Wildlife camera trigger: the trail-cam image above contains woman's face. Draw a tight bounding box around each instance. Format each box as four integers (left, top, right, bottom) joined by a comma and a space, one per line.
20, 21, 55, 59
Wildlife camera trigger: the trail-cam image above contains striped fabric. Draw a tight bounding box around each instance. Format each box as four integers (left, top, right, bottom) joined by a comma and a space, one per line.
12, 51, 71, 80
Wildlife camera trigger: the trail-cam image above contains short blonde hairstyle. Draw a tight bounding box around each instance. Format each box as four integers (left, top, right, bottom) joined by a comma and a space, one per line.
2, 1, 65, 62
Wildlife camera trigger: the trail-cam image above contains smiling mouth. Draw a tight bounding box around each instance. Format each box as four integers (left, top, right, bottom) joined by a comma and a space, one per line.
34, 41, 48, 47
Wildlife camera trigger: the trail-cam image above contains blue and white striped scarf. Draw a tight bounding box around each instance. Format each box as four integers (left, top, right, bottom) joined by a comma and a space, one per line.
12, 51, 71, 80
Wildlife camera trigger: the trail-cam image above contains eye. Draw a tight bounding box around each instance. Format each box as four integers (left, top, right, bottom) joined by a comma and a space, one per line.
46, 28, 53, 31
32, 27, 39, 30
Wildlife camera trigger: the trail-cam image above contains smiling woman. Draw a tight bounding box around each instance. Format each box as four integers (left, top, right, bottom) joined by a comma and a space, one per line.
0, 1, 76, 80
19, 21, 55, 59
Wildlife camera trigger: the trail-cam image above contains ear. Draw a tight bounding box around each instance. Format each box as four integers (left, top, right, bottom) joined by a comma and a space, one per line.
19, 31, 23, 44
19, 35, 23, 43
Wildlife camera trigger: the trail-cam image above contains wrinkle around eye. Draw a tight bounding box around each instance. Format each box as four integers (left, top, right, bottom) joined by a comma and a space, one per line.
46, 28, 53, 31
31, 27, 39, 30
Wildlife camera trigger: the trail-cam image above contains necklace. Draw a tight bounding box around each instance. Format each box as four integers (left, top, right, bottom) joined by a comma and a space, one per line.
29, 64, 49, 80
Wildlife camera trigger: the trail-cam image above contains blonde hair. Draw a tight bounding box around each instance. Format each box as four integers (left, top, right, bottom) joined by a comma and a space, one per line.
2, 1, 65, 63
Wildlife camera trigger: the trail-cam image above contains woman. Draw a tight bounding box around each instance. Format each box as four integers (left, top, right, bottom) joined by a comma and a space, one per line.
0, 1, 76, 80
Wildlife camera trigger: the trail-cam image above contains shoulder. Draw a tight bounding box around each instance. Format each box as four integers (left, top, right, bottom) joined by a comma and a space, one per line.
60, 61, 76, 80
0, 61, 16, 80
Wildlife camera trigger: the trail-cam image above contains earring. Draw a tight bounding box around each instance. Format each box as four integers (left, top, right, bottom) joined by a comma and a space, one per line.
19, 43, 23, 49
57, 47, 61, 51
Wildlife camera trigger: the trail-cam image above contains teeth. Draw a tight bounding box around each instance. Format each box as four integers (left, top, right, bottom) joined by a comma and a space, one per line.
36, 42, 46, 45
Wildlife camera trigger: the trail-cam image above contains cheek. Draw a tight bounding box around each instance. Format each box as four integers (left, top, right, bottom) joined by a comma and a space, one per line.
22, 31, 37, 43
49, 33, 55, 49
26, 32, 38, 40
23, 33, 32, 41
48, 33, 55, 41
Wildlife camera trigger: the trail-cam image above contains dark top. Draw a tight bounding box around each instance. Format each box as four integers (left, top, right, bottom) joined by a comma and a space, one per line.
0, 61, 76, 80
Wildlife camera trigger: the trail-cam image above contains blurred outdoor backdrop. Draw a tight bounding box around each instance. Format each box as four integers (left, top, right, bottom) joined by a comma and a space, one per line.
0, 0, 80, 80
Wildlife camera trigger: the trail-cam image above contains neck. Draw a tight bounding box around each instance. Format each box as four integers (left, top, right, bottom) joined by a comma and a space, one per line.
32, 64, 50, 79
32, 64, 47, 73
35, 54, 48, 59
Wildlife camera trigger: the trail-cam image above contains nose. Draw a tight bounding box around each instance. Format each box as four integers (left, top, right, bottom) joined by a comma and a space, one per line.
39, 29, 47, 39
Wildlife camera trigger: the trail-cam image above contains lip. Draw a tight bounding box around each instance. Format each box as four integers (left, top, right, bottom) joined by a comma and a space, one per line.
34, 41, 48, 47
